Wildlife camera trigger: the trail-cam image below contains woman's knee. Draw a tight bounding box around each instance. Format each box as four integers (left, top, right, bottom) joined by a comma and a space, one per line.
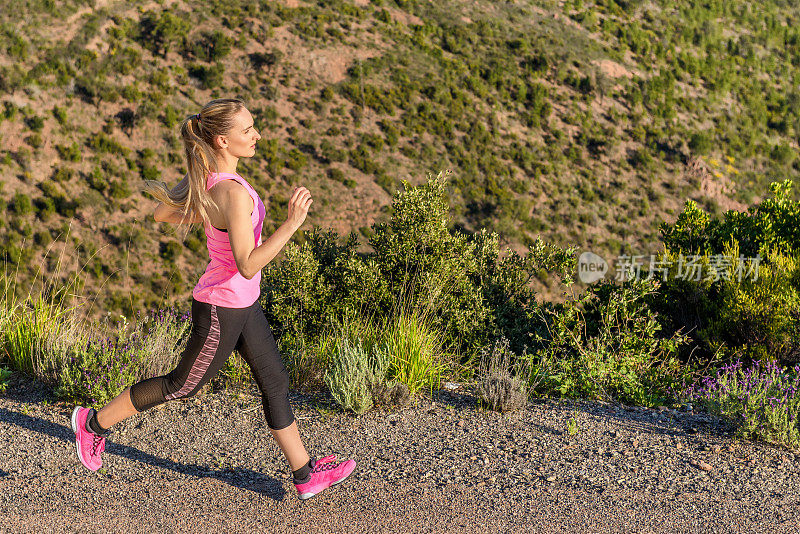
163, 374, 206, 402
130, 375, 169, 412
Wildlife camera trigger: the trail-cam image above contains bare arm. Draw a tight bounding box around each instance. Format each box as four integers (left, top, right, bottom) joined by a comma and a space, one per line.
153, 174, 202, 224
153, 203, 202, 224
222, 183, 312, 280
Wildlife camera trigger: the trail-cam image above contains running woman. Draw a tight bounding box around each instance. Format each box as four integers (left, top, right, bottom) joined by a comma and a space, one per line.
70, 97, 355, 500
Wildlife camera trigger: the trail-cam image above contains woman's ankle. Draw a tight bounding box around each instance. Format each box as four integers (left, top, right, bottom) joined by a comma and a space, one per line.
87, 408, 110, 435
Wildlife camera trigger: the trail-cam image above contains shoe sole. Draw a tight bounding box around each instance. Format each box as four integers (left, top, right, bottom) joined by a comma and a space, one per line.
70, 406, 99, 472
298, 465, 356, 501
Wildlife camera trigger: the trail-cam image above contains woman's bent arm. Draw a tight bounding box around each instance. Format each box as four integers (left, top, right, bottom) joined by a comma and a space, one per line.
152, 174, 201, 224
223, 184, 299, 280
153, 203, 202, 224
237, 221, 298, 279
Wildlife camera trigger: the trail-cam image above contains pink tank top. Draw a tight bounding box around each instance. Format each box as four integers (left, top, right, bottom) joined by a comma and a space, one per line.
192, 172, 266, 308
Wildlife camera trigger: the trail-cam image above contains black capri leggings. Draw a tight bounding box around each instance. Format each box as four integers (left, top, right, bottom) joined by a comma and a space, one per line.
129, 297, 295, 430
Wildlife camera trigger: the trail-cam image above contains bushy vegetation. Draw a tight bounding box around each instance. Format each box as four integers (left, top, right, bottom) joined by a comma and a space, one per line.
4, 1, 800, 452
683, 359, 800, 450
257, 171, 696, 411
260, 171, 575, 366
0, 172, 689, 418
531, 278, 690, 406
324, 338, 391, 415
3, 0, 800, 325
655, 180, 800, 368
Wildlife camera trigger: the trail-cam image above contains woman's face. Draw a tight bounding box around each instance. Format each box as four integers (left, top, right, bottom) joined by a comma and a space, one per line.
216, 107, 261, 157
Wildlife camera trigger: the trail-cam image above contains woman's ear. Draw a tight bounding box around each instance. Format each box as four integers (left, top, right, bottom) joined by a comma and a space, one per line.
215, 134, 228, 150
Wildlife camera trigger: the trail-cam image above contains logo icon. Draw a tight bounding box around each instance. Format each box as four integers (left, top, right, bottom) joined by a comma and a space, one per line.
578, 251, 608, 283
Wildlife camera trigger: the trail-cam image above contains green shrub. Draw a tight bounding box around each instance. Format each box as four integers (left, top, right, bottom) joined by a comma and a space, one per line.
378, 120, 400, 146
261, 170, 576, 365
35, 198, 55, 220
630, 147, 653, 169
87, 132, 129, 155
25, 115, 45, 132
51, 167, 75, 183
660, 240, 800, 366
327, 167, 346, 183
161, 105, 182, 128
11, 192, 33, 215
348, 143, 379, 174
25, 134, 43, 148
34, 230, 51, 246
110, 180, 132, 199
159, 240, 182, 262
137, 9, 191, 57
320, 139, 346, 162
38, 179, 61, 198
188, 62, 225, 89
689, 132, 713, 155
284, 148, 308, 171
140, 166, 159, 181
109, 46, 142, 75
771, 143, 795, 167
56, 142, 82, 162
324, 338, 391, 414
87, 167, 109, 193
531, 278, 690, 406
185, 235, 203, 252
656, 180, 800, 366
121, 84, 142, 103
187, 30, 233, 61
54, 196, 77, 217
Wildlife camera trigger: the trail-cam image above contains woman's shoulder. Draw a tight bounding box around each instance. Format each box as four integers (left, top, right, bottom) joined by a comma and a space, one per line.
208, 173, 247, 190
208, 176, 255, 212
209, 178, 251, 199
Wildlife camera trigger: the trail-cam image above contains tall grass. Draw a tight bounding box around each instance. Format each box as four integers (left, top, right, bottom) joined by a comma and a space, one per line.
320, 302, 445, 413
0, 225, 193, 406
379, 307, 447, 395
0, 226, 87, 376
294, 267, 454, 412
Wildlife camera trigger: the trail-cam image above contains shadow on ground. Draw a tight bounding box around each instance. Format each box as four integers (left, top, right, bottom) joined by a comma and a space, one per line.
0, 405, 286, 500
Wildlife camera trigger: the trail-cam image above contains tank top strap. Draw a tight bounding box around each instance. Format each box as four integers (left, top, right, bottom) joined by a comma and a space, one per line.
227, 176, 257, 198
205, 172, 227, 191
206, 172, 255, 196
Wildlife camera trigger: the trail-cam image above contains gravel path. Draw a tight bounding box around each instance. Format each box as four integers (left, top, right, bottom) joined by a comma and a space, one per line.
1, 374, 799, 533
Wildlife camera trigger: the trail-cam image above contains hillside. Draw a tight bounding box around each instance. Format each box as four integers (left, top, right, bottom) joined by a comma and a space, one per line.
1, 0, 799, 321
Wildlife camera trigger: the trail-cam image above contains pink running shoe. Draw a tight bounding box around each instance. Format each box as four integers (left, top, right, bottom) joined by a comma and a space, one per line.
294, 456, 356, 500
70, 406, 106, 472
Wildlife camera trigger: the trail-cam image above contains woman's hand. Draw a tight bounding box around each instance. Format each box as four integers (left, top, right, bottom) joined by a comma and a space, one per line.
286, 186, 313, 230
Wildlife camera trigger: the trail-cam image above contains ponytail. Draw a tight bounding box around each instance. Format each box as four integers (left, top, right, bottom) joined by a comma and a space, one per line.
140, 98, 247, 237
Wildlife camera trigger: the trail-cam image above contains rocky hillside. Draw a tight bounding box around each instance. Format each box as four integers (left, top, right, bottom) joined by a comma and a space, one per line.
1, 0, 798, 320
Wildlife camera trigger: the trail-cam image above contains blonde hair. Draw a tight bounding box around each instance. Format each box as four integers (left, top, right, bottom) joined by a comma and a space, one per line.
141, 97, 246, 235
